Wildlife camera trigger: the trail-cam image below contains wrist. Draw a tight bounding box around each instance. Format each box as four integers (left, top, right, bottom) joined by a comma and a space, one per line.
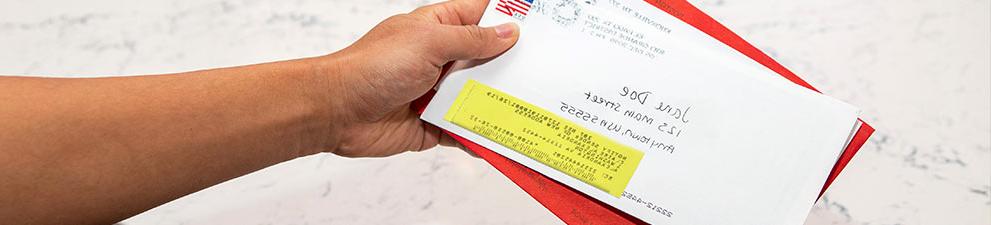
297, 53, 355, 156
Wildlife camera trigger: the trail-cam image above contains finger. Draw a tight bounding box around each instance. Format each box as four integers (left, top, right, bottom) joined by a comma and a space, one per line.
429, 23, 519, 63
419, 121, 478, 158
412, 0, 491, 25
437, 130, 459, 147
415, 122, 444, 152
421, 122, 459, 148
435, 128, 479, 158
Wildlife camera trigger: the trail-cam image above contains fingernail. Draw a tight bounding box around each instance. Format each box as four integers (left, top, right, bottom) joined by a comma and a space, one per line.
494, 23, 517, 39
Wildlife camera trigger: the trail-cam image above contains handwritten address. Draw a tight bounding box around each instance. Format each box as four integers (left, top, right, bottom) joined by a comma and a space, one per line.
558, 86, 692, 154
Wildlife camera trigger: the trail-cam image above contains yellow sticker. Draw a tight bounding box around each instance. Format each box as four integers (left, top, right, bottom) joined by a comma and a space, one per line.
444, 80, 644, 197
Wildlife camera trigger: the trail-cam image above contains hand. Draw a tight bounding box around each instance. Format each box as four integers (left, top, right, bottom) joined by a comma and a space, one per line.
0, 1, 517, 222
319, 0, 520, 157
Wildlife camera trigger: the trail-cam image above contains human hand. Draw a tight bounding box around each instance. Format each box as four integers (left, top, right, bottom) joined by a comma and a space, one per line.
317, 0, 519, 157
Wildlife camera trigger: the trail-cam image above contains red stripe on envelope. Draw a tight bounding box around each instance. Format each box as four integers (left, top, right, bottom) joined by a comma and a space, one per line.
413, 0, 875, 224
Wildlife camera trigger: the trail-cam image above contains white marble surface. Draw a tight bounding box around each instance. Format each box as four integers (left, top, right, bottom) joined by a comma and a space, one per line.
1, 0, 988, 224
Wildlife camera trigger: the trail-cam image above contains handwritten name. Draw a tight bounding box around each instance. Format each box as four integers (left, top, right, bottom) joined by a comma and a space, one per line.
619, 86, 691, 124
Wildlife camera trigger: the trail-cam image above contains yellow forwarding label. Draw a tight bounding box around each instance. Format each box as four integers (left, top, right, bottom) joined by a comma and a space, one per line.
444, 80, 644, 197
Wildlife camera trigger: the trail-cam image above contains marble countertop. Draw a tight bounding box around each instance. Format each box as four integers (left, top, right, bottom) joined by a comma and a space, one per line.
1, 0, 988, 224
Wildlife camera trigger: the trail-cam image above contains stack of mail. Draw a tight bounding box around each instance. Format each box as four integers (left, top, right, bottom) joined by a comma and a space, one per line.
415, 0, 874, 224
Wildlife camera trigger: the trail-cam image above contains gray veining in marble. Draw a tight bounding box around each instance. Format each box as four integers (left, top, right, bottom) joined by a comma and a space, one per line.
1, 0, 988, 224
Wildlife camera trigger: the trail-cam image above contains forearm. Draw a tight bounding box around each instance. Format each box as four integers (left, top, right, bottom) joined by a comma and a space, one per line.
0, 57, 342, 224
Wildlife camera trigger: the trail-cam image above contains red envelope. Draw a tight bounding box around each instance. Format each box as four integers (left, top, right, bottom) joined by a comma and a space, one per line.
413, 0, 875, 224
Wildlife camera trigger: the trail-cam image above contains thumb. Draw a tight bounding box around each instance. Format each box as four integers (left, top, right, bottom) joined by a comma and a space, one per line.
432, 23, 520, 62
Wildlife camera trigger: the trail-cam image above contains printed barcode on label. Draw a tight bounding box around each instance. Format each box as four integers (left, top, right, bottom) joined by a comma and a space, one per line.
444, 80, 644, 197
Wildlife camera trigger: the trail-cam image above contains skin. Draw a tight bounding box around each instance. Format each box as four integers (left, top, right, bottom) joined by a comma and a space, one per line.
0, 0, 519, 224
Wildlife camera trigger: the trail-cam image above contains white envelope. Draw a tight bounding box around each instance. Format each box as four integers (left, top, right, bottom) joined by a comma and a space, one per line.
422, 0, 861, 224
